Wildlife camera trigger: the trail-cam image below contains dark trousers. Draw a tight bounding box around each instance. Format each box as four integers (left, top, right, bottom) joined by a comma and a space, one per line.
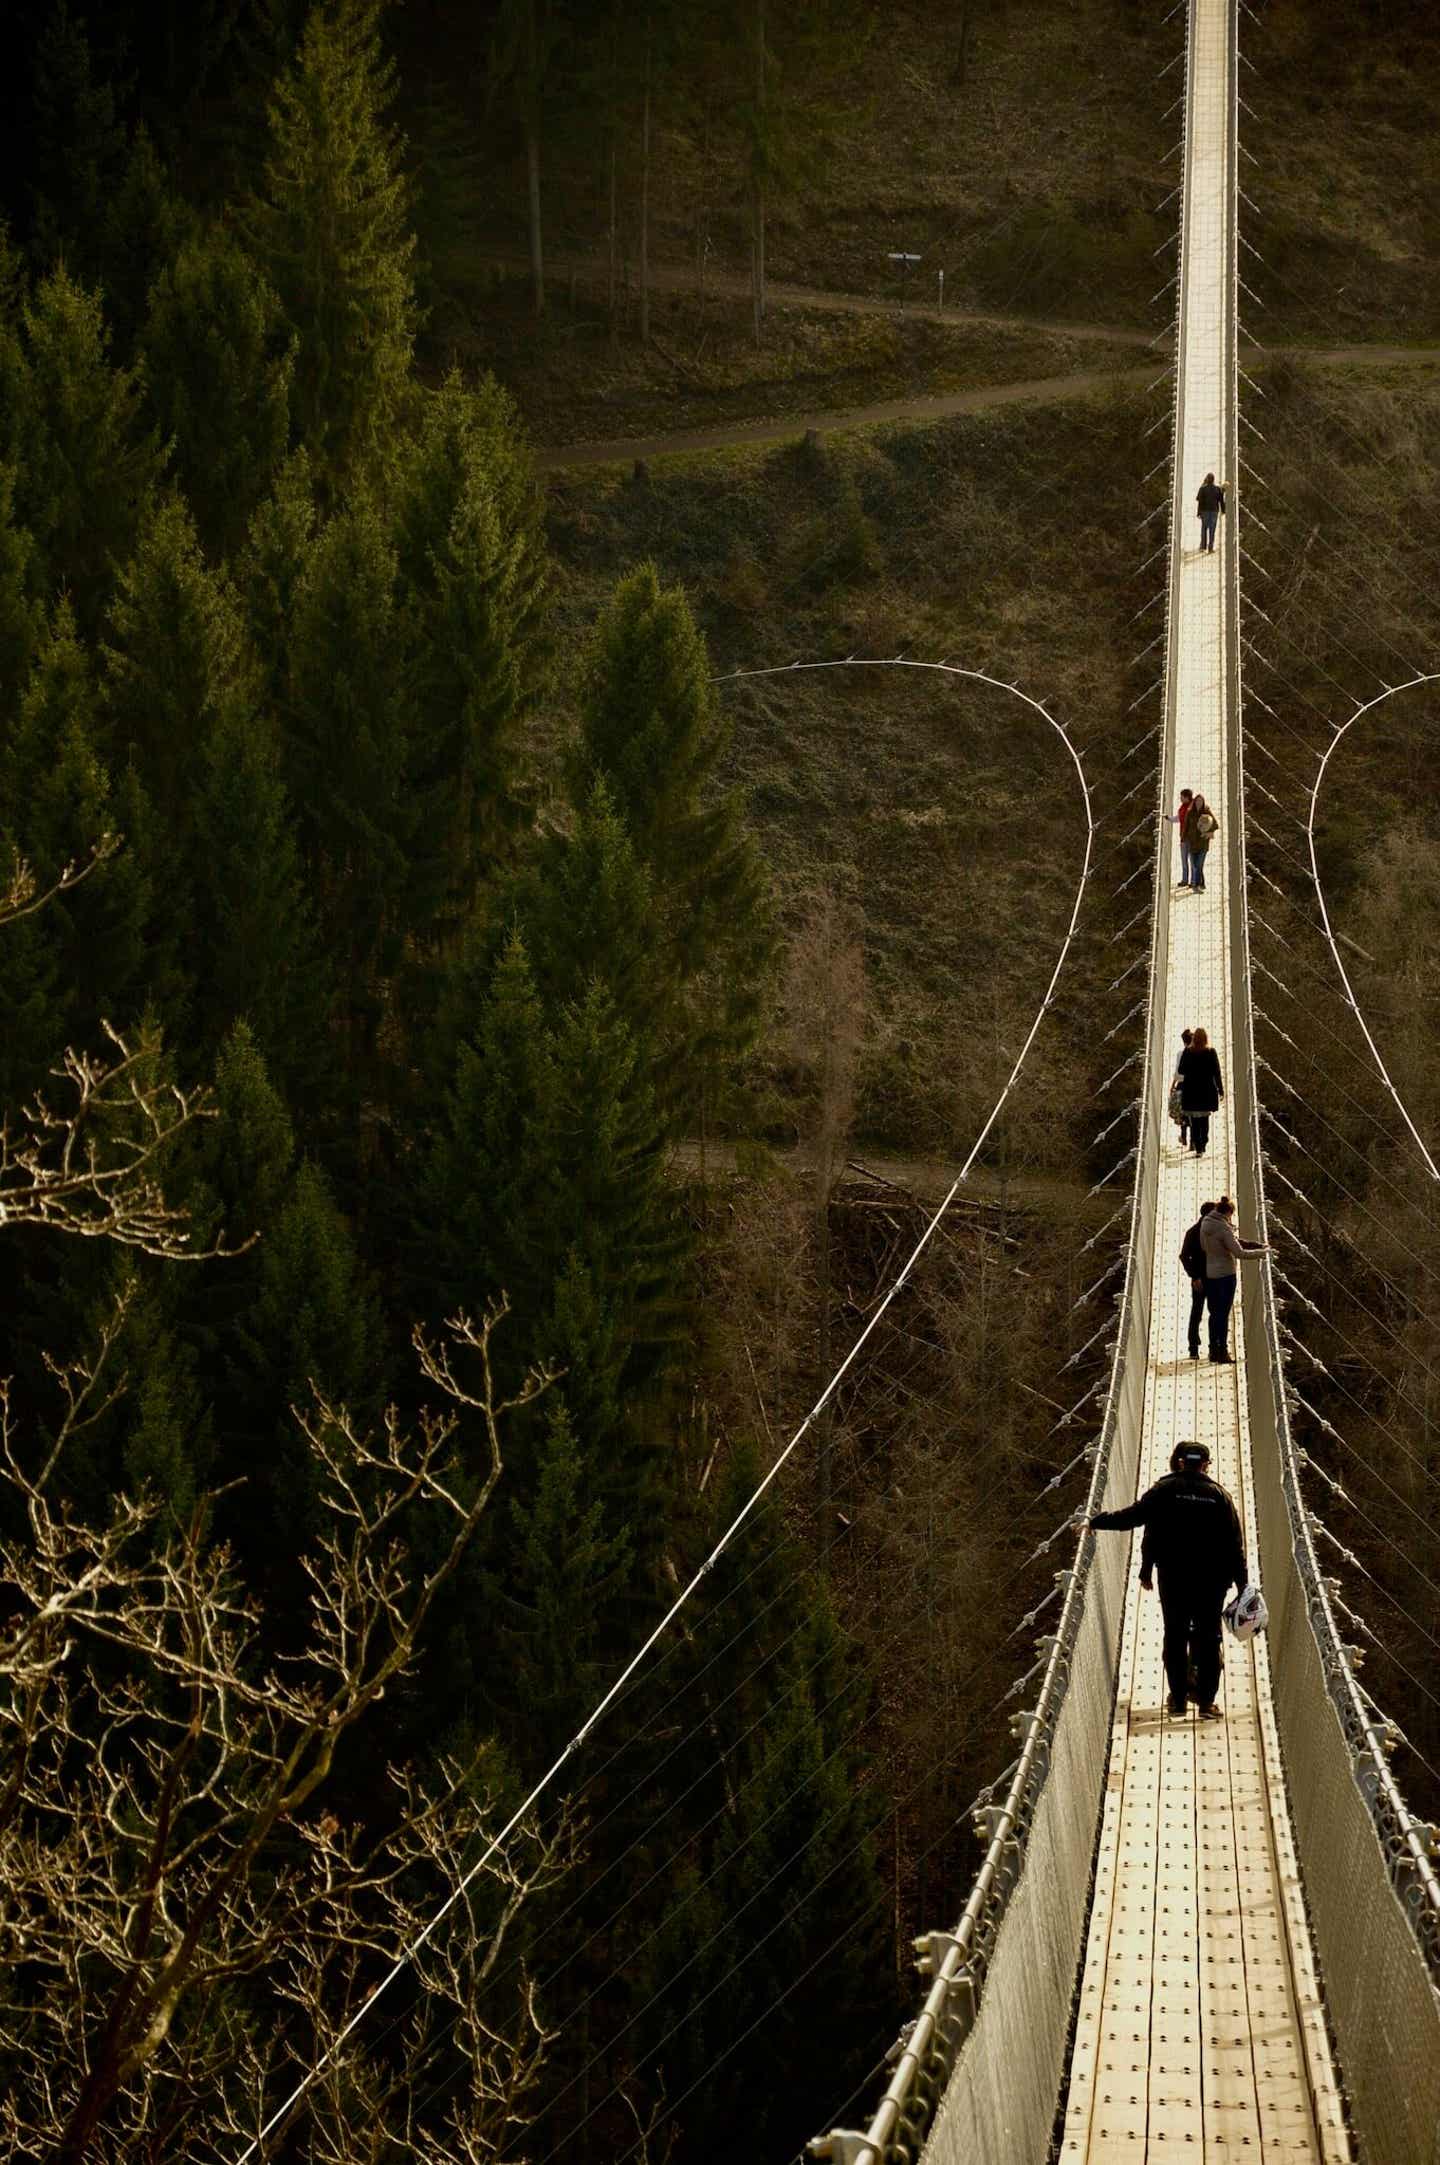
1190, 844, 1209, 891
1205, 1271, 1237, 1357
1187, 1281, 1206, 1357
1200, 511, 1218, 551
1189, 1111, 1211, 1154
1158, 1570, 1225, 1704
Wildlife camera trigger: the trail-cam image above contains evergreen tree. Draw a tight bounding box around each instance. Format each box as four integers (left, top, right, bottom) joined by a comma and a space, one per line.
627, 1465, 891, 2158
392, 373, 548, 932
578, 563, 775, 1127
245, 0, 417, 496
284, 492, 411, 1026
494, 1399, 632, 1762
27, 4, 130, 279
141, 225, 294, 561
0, 463, 41, 716
101, 494, 252, 832
0, 602, 151, 1098
543, 979, 687, 1437
237, 448, 317, 706
188, 705, 330, 1098
0, 268, 164, 632
424, 929, 558, 1345
517, 776, 667, 1056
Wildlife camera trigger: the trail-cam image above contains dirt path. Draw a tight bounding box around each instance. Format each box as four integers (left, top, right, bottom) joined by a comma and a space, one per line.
536, 364, 1152, 470
492, 249, 1157, 350
536, 344, 1440, 471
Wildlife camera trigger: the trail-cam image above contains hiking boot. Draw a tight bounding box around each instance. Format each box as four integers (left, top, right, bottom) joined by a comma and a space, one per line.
1210, 1352, 1233, 1365
1197, 1703, 1223, 1721
1167, 1692, 1187, 1718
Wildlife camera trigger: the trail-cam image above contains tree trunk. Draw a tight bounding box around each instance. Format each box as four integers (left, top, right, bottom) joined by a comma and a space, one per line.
525, 123, 545, 316
525, 0, 545, 316
751, 0, 766, 343
639, 18, 652, 345
607, 138, 619, 351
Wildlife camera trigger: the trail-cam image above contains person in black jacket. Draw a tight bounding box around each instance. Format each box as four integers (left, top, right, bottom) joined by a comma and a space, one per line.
1176, 1025, 1223, 1157
1180, 1202, 1215, 1360
1090, 1440, 1247, 1718
1196, 471, 1226, 553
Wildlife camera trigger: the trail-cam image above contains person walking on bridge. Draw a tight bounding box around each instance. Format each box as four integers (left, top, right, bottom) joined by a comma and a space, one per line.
1165, 787, 1196, 889
1089, 1440, 1246, 1719
1185, 793, 1217, 891
1180, 1200, 1215, 1360
1201, 1194, 1268, 1364
1176, 1024, 1223, 1157
1196, 471, 1226, 553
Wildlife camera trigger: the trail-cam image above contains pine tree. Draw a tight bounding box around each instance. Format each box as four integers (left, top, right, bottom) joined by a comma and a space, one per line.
245, 0, 417, 496
424, 929, 558, 1343
0, 268, 163, 633
237, 448, 317, 706
392, 373, 548, 932
517, 776, 668, 1058
542, 978, 687, 1420
578, 562, 775, 1127
0, 602, 151, 1098
284, 492, 411, 1025
0, 463, 41, 718
632, 1464, 891, 2155
100, 495, 253, 834
188, 706, 330, 1098
494, 1400, 632, 1762
141, 226, 294, 562
27, 4, 130, 279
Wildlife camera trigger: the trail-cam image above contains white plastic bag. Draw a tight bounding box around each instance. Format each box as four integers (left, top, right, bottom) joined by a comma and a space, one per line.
1224, 1582, 1268, 1640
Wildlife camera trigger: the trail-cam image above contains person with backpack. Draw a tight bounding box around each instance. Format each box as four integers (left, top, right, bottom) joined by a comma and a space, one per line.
1180, 1200, 1215, 1359
1186, 793, 1218, 891
1089, 1439, 1247, 1718
1196, 472, 1226, 553
1165, 787, 1196, 889
1200, 1195, 1269, 1364
1176, 1024, 1223, 1157
1170, 1027, 1194, 1148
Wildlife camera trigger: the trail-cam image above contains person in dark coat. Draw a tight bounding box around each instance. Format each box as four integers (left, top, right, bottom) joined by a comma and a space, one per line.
1089, 1439, 1247, 1718
1180, 1201, 1215, 1360
1176, 1024, 1223, 1157
1196, 472, 1226, 553
1186, 794, 1217, 891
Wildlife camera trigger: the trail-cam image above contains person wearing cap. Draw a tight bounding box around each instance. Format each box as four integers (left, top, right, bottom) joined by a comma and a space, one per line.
1088, 1440, 1247, 1718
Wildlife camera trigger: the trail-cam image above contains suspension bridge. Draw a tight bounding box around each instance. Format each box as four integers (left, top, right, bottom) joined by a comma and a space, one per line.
232, 4, 1440, 2158
809, 2, 1440, 2160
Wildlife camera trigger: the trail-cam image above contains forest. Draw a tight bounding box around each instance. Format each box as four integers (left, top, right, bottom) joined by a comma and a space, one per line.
2, 0, 1439, 2161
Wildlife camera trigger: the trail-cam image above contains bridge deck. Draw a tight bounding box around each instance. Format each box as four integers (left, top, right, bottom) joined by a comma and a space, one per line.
1058, 3, 1348, 2158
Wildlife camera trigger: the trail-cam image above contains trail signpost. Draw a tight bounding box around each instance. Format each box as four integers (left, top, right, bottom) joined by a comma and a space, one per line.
887, 250, 921, 306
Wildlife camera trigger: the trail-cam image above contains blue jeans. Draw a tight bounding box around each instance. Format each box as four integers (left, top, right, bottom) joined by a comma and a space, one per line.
1205, 1272, 1237, 1358
1179, 838, 1197, 886
1190, 843, 1209, 891
1200, 511, 1218, 551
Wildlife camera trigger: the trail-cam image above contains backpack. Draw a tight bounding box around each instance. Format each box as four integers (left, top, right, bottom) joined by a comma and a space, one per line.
1179, 1221, 1205, 1279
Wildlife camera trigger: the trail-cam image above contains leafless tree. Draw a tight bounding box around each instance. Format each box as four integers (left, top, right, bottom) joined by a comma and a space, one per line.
0, 1292, 575, 2164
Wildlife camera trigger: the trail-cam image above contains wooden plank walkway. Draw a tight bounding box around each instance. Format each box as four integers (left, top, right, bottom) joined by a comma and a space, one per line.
1059, 3, 1349, 2157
